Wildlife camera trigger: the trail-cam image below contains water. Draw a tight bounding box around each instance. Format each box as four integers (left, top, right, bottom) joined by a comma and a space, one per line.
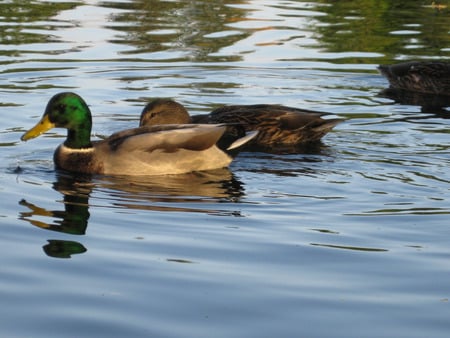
1, 0, 449, 337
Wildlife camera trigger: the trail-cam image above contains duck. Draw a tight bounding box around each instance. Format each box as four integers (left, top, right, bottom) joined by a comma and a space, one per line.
378, 61, 450, 95
20, 92, 257, 176
139, 99, 343, 150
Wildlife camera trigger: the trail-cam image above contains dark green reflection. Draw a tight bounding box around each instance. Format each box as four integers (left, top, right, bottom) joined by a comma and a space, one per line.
18, 172, 91, 258
312, 0, 449, 62
19, 173, 91, 235
0, 1, 82, 47
2, 0, 448, 64
43, 239, 87, 259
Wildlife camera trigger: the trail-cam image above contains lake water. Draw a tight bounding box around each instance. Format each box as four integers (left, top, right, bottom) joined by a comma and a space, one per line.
1, 0, 449, 337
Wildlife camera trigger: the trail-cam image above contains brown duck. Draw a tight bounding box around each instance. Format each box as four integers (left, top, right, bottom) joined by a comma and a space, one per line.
140, 99, 342, 150
378, 61, 450, 95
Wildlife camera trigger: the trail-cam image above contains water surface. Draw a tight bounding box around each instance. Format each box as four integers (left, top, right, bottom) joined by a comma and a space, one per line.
1, 1, 449, 337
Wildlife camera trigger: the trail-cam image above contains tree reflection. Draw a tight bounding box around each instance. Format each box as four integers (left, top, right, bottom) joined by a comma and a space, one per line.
0, 1, 81, 47
2, 0, 447, 63
102, 0, 252, 61
312, 0, 449, 62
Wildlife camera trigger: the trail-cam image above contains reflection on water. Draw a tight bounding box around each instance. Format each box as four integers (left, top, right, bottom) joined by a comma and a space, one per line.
3, 0, 447, 66
351, 206, 450, 216
95, 168, 244, 202
236, 144, 338, 178
103, 0, 252, 61
43, 239, 87, 258
18, 173, 91, 258
379, 88, 450, 116
19, 173, 92, 235
310, 243, 388, 252
313, 0, 449, 61
18, 168, 246, 257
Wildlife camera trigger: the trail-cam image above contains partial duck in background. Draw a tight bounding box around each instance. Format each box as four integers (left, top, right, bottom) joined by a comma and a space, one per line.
140, 99, 343, 152
378, 61, 450, 96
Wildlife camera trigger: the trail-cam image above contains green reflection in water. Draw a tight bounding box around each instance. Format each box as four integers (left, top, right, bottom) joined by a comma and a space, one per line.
102, 0, 252, 61
0, 1, 81, 46
1, 0, 448, 64
43, 239, 87, 259
312, 0, 449, 62
18, 172, 91, 236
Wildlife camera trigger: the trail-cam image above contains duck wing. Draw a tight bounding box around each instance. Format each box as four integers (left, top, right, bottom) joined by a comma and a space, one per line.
191, 105, 343, 146
192, 105, 341, 130
107, 124, 226, 152
90, 124, 236, 175
192, 104, 334, 123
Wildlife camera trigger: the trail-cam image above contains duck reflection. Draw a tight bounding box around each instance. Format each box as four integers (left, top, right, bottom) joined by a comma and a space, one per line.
19, 173, 92, 258
43, 240, 87, 259
234, 143, 338, 178
19, 175, 91, 235
379, 88, 450, 117
18, 168, 245, 257
96, 168, 245, 207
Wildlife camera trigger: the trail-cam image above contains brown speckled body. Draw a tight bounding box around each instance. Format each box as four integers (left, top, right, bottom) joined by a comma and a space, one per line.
192, 104, 342, 147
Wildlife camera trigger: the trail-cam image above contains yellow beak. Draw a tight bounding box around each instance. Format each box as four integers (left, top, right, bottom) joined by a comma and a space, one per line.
21, 114, 55, 141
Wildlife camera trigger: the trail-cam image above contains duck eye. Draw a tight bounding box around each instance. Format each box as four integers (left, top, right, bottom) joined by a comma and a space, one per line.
56, 103, 66, 114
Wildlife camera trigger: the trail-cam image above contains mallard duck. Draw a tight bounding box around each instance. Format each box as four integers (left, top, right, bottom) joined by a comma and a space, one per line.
21, 92, 257, 176
140, 99, 342, 150
378, 61, 450, 95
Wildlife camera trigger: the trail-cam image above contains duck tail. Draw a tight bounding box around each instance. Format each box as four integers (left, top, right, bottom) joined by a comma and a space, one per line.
227, 130, 259, 151
312, 118, 343, 133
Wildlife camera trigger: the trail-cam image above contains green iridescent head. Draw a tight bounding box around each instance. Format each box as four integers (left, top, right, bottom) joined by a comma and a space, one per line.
21, 92, 93, 148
